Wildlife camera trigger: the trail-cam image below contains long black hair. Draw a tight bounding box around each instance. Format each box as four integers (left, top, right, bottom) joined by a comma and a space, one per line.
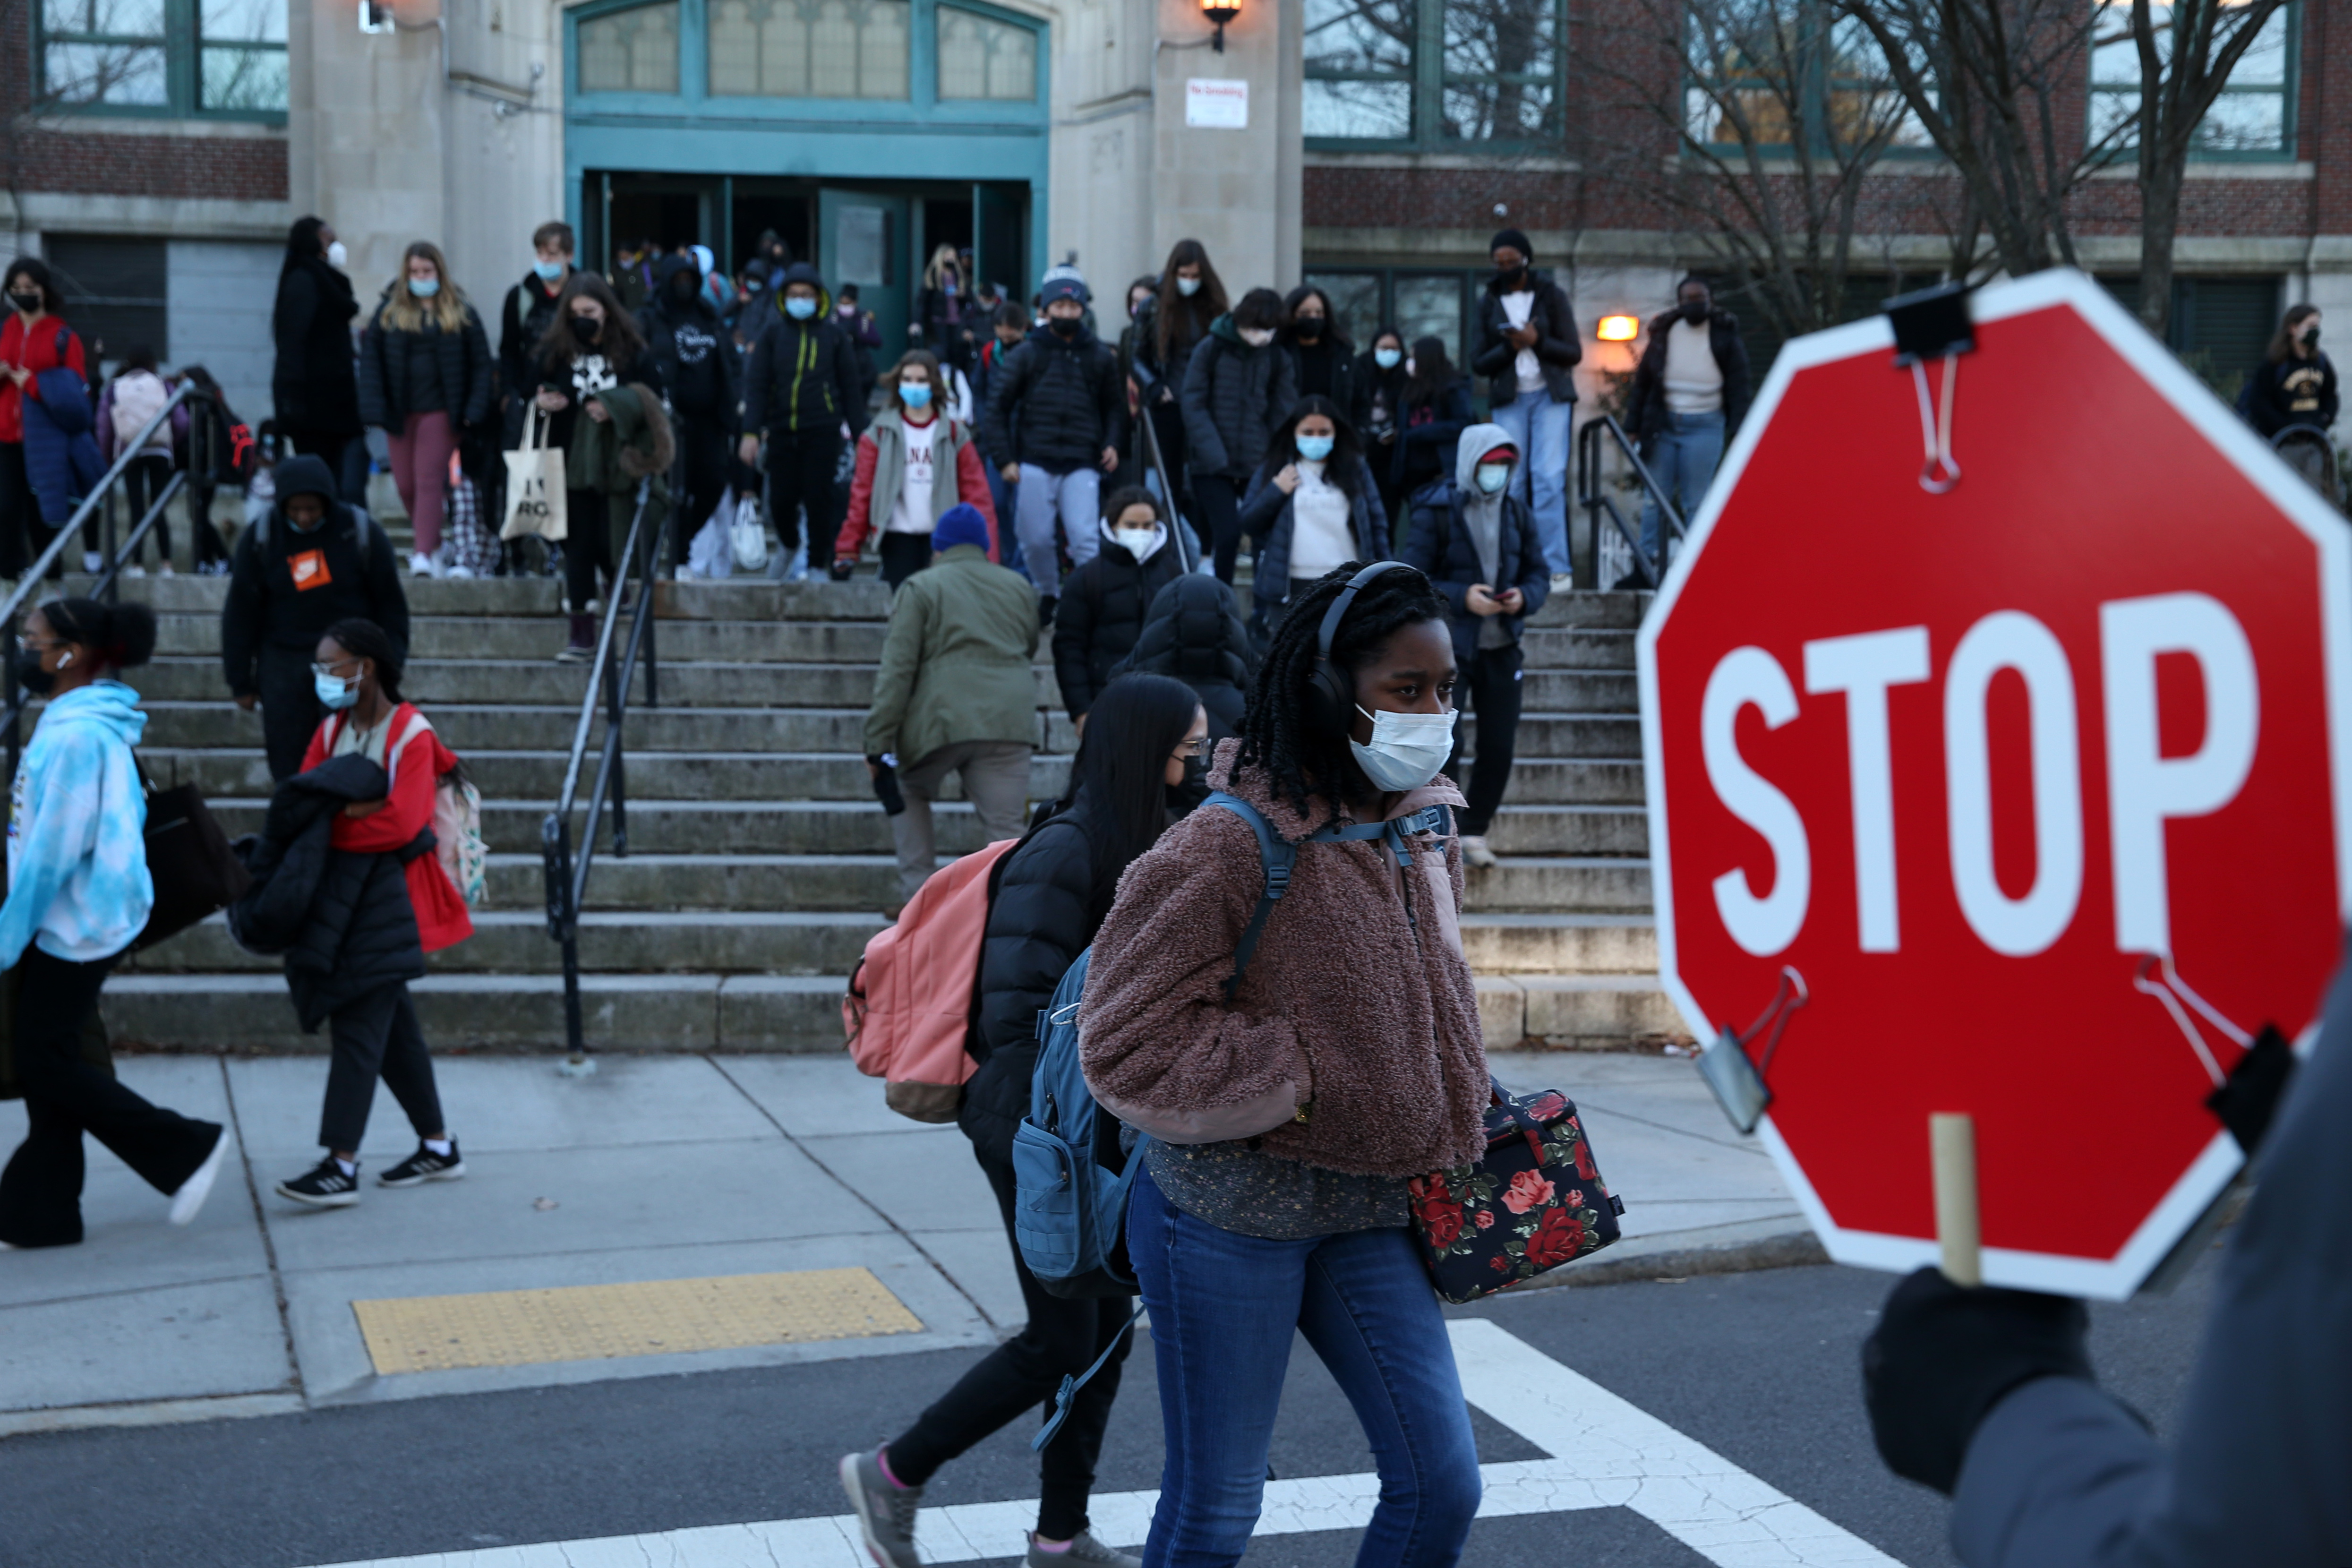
282, 216, 328, 279
40, 597, 156, 670
323, 617, 405, 703
4, 258, 64, 318
1053, 672, 1201, 922
1153, 238, 1228, 361
1236, 564, 1450, 823
1259, 394, 1366, 497
1404, 334, 1459, 408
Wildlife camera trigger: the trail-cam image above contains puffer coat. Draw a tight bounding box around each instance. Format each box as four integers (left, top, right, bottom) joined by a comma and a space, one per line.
959, 806, 1100, 1164
1051, 526, 1193, 720
1113, 574, 1256, 740
1180, 316, 1298, 480
359, 295, 495, 431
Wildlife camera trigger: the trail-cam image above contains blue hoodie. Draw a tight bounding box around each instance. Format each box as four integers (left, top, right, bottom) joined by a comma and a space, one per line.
0, 679, 152, 967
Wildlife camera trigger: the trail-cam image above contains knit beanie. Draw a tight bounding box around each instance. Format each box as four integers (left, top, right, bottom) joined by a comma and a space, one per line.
932, 503, 992, 553
1489, 228, 1535, 263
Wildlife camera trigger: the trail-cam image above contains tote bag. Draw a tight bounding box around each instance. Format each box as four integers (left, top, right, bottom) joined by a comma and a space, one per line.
501, 408, 568, 543
136, 761, 252, 950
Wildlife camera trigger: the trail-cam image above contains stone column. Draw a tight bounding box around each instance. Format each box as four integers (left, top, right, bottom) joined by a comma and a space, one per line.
1148, 0, 1299, 293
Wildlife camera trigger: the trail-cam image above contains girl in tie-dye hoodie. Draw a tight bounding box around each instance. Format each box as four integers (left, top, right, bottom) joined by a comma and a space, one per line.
0, 599, 227, 1250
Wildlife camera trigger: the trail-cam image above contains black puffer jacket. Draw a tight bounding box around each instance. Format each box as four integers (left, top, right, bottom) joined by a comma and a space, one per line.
741, 262, 867, 440
272, 256, 362, 438
1180, 317, 1298, 479
1114, 574, 1256, 740
1052, 527, 1193, 720
978, 324, 1129, 476
358, 294, 495, 431
226, 755, 430, 1032
641, 254, 738, 428
959, 808, 1099, 1164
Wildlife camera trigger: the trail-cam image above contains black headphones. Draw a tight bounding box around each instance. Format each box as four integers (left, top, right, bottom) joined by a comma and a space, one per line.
1303, 560, 1421, 737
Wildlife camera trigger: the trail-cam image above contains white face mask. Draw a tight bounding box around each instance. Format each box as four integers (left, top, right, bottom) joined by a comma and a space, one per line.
1475, 463, 1512, 494
1239, 326, 1274, 348
1176, 276, 1201, 298
1350, 703, 1456, 793
1112, 525, 1159, 558
326, 240, 349, 270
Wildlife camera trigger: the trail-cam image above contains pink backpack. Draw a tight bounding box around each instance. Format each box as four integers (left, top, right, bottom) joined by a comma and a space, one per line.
843, 838, 1020, 1122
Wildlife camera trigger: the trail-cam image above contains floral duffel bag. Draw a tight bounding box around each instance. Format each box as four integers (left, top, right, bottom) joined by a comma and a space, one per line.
1407, 1083, 1625, 1303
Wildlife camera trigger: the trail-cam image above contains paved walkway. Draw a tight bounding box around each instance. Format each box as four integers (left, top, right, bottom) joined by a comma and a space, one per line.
0, 1051, 1801, 1435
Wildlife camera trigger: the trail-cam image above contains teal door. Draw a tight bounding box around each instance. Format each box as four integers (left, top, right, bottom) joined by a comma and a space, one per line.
820, 189, 910, 369
973, 183, 1025, 301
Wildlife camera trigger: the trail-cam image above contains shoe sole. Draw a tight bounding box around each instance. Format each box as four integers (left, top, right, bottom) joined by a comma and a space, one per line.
274, 1182, 360, 1208
169, 1129, 229, 1226
377, 1162, 466, 1188
838, 1453, 918, 1568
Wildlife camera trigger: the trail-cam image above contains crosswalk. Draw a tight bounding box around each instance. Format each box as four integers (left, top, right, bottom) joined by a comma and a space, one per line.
306, 1319, 1905, 1568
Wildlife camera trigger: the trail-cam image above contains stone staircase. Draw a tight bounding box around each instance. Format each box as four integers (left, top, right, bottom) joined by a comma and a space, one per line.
84, 571, 1683, 1053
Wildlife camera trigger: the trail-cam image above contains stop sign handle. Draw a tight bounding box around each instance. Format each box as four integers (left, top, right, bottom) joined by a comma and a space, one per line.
1694, 966, 1808, 1135
1885, 281, 1976, 495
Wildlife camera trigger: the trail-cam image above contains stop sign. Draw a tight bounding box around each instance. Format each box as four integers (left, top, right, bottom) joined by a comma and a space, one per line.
1639, 268, 2352, 1299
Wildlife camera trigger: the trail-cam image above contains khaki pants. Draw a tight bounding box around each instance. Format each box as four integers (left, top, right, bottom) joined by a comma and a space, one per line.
891, 740, 1034, 902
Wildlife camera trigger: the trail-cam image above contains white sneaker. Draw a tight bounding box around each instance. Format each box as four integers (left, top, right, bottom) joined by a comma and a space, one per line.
410, 551, 437, 578
445, 564, 474, 580
157, 563, 174, 577
1550, 572, 1574, 594
82, 551, 103, 574
123, 565, 145, 578
1460, 834, 1499, 869
170, 1127, 230, 1226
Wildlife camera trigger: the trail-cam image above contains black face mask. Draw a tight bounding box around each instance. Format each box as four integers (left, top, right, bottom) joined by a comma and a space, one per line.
1294, 317, 1323, 342
670, 275, 699, 303
569, 315, 602, 345
8, 292, 39, 315
1168, 753, 1209, 812
1050, 317, 1081, 339
2304, 326, 2322, 348
15, 648, 55, 697
1495, 266, 1526, 291
1681, 300, 1710, 326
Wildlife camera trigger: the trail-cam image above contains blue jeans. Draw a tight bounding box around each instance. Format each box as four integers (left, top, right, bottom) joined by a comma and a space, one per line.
1488, 394, 1573, 578
1128, 1164, 1482, 1568
1638, 410, 1725, 571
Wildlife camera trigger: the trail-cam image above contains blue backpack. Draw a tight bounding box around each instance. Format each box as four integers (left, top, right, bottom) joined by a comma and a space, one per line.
1011, 789, 1452, 1448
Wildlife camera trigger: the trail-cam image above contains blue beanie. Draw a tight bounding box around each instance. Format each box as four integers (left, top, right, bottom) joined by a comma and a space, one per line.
932, 503, 991, 554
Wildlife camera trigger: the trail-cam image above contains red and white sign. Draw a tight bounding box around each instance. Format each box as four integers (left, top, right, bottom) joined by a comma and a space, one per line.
1638, 268, 2352, 1298
1185, 77, 1249, 129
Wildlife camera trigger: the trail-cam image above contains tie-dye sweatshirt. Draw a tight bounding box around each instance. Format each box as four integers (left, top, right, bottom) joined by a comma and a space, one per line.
1, 679, 153, 966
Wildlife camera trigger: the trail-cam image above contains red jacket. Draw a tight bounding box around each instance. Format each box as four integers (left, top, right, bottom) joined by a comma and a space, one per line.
301, 704, 475, 955
835, 414, 999, 563
0, 314, 85, 445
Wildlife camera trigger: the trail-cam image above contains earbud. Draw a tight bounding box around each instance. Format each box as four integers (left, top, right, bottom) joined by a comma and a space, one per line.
57, 651, 71, 668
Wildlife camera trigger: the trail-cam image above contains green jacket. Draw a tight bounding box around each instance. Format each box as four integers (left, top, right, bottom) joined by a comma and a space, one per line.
864, 544, 1040, 762
568, 381, 674, 561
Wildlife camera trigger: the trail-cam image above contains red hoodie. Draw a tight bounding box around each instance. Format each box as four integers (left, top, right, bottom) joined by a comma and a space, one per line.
300, 704, 475, 954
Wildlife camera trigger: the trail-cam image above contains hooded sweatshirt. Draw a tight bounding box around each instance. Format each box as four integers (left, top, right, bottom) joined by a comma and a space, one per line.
741, 262, 867, 441
1456, 421, 1514, 651
0, 679, 153, 967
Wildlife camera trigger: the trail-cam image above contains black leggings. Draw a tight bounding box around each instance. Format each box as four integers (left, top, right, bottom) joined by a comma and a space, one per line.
0, 441, 61, 579
1444, 642, 1525, 837
0, 947, 222, 1248
1193, 471, 1248, 585
119, 452, 172, 566
879, 531, 930, 590
562, 487, 615, 613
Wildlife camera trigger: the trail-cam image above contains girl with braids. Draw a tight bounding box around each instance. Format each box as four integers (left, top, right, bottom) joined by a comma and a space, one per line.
0, 599, 231, 1248
1079, 562, 1488, 1568
271, 617, 473, 1208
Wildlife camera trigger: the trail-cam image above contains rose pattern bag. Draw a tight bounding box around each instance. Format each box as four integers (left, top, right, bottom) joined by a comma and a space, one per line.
1408, 1084, 1625, 1303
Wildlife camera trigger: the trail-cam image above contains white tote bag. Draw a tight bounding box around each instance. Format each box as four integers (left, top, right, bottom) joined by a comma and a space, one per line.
729, 492, 769, 574
501, 409, 569, 543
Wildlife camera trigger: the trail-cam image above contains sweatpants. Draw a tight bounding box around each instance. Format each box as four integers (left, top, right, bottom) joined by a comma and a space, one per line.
764, 428, 844, 553
1444, 643, 1525, 837
258, 642, 324, 782
1014, 464, 1100, 601
317, 982, 445, 1154
0, 947, 222, 1249
890, 740, 1032, 903
386, 410, 454, 556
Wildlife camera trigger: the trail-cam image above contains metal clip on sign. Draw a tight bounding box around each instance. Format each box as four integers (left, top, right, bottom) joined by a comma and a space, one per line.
1885, 282, 1976, 495
1696, 967, 1808, 1134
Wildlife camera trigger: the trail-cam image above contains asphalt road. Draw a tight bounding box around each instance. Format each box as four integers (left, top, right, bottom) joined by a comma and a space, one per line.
0, 1253, 2219, 1568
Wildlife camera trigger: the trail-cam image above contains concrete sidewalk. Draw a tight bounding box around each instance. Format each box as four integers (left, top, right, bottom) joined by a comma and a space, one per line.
0, 1051, 1804, 1437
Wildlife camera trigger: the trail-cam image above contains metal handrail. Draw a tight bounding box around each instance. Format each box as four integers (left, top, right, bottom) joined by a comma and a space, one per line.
1136, 387, 1197, 573
539, 478, 670, 1063
91, 471, 187, 603
1575, 413, 1686, 591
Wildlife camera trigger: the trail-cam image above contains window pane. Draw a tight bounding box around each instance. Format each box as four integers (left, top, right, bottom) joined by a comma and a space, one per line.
2091, 0, 2289, 154
1686, 83, 1797, 145
1303, 272, 1383, 343
2088, 87, 2137, 146
1304, 77, 1411, 138
579, 1, 678, 92
43, 41, 167, 103
43, 0, 163, 38
938, 7, 1034, 101
705, 0, 909, 99
1826, 16, 1929, 146
1306, 0, 1413, 73
199, 0, 283, 44
1444, 0, 1555, 79
2095, 1, 2290, 83
2226, 3, 2289, 85
1393, 274, 1463, 368
2196, 90, 2285, 150
1686, 0, 1800, 145
201, 44, 285, 107
1441, 78, 1556, 140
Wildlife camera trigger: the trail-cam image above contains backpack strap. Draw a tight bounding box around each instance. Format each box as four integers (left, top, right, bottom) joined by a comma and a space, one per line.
1196, 791, 1297, 1001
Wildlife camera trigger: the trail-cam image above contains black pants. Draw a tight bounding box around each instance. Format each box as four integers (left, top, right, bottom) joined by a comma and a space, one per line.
562, 486, 616, 614
258, 643, 323, 782
1444, 642, 1524, 836
1194, 471, 1248, 585
183, 481, 229, 568
118, 452, 173, 566
0, 441, 61, 579
1144, 395, 1187, 497
764, 428, 843, 552
318, 982, 444, 1154
671, 420, 732, 572
0, 947, 222, 1248
290, 430, 369, 506
889, 1082, 1134, 1539
879, 531, 931, 590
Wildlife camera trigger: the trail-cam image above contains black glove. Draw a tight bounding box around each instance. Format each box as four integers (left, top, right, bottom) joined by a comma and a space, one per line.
868, 756, 904, 816
828, 556, 857, 582
1861, 1267, 2092, 1494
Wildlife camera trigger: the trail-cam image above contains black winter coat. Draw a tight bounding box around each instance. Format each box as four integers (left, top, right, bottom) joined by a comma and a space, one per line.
227, 754, 430, 1032
1181, 318, 1298, 480
642, 259, 739, 429
741, 264, 867, 440
272, 257, 363, 438
500, 271, 569, 413
359, 298, 495, 431
1281, 328, 1357, 420
1625, 307, 1753, 443
959, 808, 1100, 1163
979, 326, 1129, 476
1472, 270, 1581, 407
1130, 294, 1214, 408
222, 454, 411, 694
1052, 531, 1193, 719
1113, 574, 1255, 740
1400, 480, 1552, 665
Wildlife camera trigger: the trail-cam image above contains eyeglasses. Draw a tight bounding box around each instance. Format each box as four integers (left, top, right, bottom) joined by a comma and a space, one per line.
311, 660, 360, 679
1170, 737, 1207, 762
14, 636, 61, 653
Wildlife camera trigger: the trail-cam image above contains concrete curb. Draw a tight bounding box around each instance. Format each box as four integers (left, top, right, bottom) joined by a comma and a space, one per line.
1506, 1218, 1827, 1292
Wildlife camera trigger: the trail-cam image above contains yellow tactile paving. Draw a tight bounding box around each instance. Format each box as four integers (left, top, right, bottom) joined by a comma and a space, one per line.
351, 1267, 924, 1374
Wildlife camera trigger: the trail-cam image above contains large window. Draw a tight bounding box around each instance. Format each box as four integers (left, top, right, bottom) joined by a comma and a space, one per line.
1305, 0, 1562, 148
581, 0, 680, 92
1304, 267, 1479, 387
2090, 0, 2295, 157
38, 0, 285, 115
937, 6, 1033, 99
706, 0, 909, 98
1685, 0, 1927, 153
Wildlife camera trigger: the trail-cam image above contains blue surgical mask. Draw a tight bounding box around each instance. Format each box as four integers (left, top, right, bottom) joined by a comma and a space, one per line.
900, 382, 932, 409
1475, 463, 1512, 495
408, 277, 440, 298
533, 259, 566, 282
1350, 704, 1457, 793
314, 668, 360, 710
1295, 434, 1334, 462
1374, 347, 1403, 369
785, 295, 818, 320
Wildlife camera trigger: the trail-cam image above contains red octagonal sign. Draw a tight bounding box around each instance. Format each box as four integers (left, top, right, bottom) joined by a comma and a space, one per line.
1639, 269, 2352, 1298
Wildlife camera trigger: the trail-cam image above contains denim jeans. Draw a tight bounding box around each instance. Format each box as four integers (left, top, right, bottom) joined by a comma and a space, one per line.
1638, 410, 1725, 572
1487, 394, 1573, 578
1128, 1164, 1483, 1568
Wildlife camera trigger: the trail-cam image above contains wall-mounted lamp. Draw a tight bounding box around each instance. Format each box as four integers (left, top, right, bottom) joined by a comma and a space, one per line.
1597, 314, 1640, 342
1202, 0, 1240, 51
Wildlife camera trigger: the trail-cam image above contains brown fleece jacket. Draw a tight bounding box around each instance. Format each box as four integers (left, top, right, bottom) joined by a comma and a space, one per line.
1078, 739, 1490, 1179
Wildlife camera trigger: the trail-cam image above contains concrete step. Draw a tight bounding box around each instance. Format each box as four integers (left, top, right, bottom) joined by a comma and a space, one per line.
80, 573, 897, 622
149, 613, 932, 664
136, 702, 1070, 755
1473, 973, 1688, 1050
1519, 627, 1636, 669
129, 909, 881, 976
158, 749, 1078, 804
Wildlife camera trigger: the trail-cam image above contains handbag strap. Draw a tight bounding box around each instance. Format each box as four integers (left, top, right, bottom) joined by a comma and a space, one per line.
1032, 1302, 1146, 1453
1487, 1076, 1549, 1165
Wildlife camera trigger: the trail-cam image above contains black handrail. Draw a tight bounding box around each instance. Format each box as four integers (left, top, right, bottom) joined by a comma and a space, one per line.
1575, 413, 1686, 591
539, 479, 670, 1064
92, 471, 187, 604
1136, 386, 1197, 574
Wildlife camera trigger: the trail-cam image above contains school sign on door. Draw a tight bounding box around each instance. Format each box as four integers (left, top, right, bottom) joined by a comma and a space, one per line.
1639, 269, 2352, 1299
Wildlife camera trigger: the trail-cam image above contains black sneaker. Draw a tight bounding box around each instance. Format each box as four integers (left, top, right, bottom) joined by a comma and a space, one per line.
379, 1141, 466, 1187
276, 1157, 360, 1208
